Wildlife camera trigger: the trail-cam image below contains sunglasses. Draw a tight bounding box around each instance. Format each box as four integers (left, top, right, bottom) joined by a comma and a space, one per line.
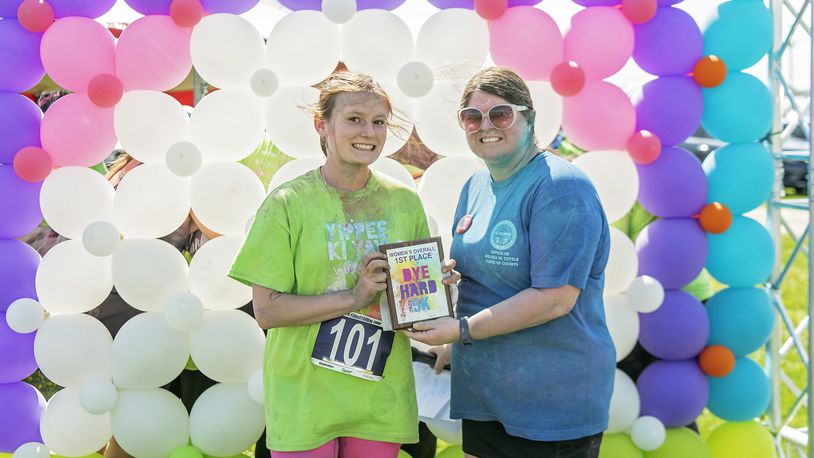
457, 104, 530, 133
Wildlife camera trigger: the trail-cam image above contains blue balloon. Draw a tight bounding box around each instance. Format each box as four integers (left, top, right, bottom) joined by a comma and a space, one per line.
0, 93, 41, 165
707, 357, 770, 421
49, 0, 116, 18
706, 287, 774, 356
707, 215, 774, 287
0, 19, 45, 93
703, 0, 772, 72
703, 142, 774, 214
701, 72, 772, 143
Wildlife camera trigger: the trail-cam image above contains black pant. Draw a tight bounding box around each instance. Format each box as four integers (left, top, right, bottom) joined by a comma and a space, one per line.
462, 420, 602, 458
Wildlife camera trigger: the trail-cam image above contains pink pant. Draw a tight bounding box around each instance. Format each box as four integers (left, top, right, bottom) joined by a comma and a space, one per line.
270, 438, 401, 458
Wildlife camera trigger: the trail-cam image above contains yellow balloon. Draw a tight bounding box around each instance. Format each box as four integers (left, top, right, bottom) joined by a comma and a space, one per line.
707, 421, 776, 458
435, 444, 464, 458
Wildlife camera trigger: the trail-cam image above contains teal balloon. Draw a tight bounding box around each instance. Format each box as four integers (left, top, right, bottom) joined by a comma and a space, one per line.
703, 142, 773, 214
701, 73, 772, 143
703, 0, 772, 71
707, 357, 770, 421
706, 287, 774, 356
707, 216, 774, 287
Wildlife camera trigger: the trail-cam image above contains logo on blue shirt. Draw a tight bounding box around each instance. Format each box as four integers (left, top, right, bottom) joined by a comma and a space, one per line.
490, 220, 517, 251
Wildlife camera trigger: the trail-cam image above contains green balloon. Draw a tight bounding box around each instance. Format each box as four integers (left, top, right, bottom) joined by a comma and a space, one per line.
398, 450, 414, 458
707, 421, 776, 458
170, 445, 204, 458
599, 433, 643, 458
435, 445, 464, 458
644, 428, 710, 458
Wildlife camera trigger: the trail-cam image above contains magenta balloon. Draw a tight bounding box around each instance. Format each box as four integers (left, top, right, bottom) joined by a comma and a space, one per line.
49, 0, 116, 18
639, 290, 709, 360
200, 0, 260, 13
0, 93, 41, 165
489, 6, 563, 81
633, 7, 702, 76
0, 312, 37, 383
278, 0, 405, 9
635, 76, 702, 147
0, 165, 42, 238
116, 15, 192, 91
562, 80, 635, 151
41, 17, 116, 92
0, 240, 39, 313
637, 360, 708, 427
636, 218, 707, 290
40, 93, 116, 167
0, 382, 45, 452
0, 19, 45, 93
564, 7, 633, 80
122, 0, 170, 15
637, 147, 708, 218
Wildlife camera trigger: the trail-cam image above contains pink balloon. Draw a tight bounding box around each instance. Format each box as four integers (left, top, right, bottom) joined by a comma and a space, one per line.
489, 6, 563, 81
13, 146, 52, 182
115, 15, 192, 91
623, 0, 658, 24
562, 81, 635, 151
17, 0, 55, 33
627, 129, 661, 164
550, 61, 585, 97
40, 17, 115, 92
170, 0, 204, 28
88, 73, 124, 108
564, 7, 634, 80
40, 93, 116, 167
475, 0, 507, 20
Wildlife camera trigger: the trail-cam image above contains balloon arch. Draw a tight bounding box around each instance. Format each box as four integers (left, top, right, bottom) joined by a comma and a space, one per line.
1, 0, 777, 457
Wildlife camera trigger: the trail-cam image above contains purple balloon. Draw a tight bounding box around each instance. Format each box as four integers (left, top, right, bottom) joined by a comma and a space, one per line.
0, 19, 45, 93
658, 0, 682, 4
637, 147, 708, 218
0, 240, 39, 313
121, 0, 169, 15
0, 166, 42, 238
636, 218, 707, 289
278, 0, 406, 10
0, 93, 41, 165
637, 359, 708, 427
636, 76, 702, 147
639, 290, 709, 360
633, 7, 702, 76
572, 0, 620, 5
200, 0, 260, 14
0, 313, 37, 383
0, 1, 22, 18
49, 0, 116, 18
0, 382, 45, 452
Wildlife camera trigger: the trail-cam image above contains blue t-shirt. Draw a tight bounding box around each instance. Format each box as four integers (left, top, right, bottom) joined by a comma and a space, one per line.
449, 152, 615, 441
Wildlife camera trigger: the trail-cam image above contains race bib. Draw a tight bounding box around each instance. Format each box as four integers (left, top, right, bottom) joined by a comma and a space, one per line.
311, 312, 394, 381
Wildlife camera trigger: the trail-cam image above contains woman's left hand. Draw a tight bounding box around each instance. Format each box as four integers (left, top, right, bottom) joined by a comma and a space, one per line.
441, 259, 461, 285
403, 316, 460, 346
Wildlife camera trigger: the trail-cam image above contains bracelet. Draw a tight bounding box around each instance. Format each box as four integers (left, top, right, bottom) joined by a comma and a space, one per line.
459, 316, 473, 345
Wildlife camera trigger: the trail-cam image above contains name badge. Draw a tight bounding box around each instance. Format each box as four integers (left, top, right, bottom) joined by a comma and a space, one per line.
311, 312, 394, 381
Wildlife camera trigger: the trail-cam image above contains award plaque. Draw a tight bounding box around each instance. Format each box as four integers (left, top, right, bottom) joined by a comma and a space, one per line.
379, 237, 454, 330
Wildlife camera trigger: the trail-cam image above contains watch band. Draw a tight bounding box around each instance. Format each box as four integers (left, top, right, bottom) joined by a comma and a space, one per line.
459, 316, 473, 345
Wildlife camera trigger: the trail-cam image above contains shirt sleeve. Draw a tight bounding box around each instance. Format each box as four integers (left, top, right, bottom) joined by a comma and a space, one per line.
529, 191, 608, 290
228, 190, 296, 293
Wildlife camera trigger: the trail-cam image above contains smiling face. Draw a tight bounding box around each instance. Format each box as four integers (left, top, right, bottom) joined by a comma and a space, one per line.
315, 92, 389, 168
463, 90, 534, 165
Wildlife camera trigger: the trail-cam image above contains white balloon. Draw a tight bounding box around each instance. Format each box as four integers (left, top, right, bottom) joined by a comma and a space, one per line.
416, 9, 488, 77
630, 416, 666, 451
6, 298, 44, 334
40, 167, 114, 239
12, 443, 49, 458
264, 86, 321, 158
371, 157, 416, 190
166, 141, 203, 177
79, 379, 118, 415
113, 163, 191, 239
190, 162, 266, 236
322, 0, 356, 24
35, 240, 113, 314
189, 310, 265, 384
415, 80, 471, 157
605, 228, 638, 295
250, 68, 279, 98
189, 236, 252, 310
266, 11, 340, 85
267, 157, 323, 192
603, 293, 639, 362
111, 389, 190, 458
189, 384, 265, 457
607, 369, 640, 433
572, 151, 638, 224
112, 312, 189, 389
190, 90, 265, 162
111, 239, 189, 312
418, 157, 483, 230
627, 275, 665, 314
528, 81, 564, 148
114, 91, 189, 164
82, 221, 121, 257
164, 292, 205, 332
34, 314, 112, 388
248, 369, 264, 405
397, 61, 434, 98
341, 10, 414, 81
190, 14, 264, 89
423, 418, 462, 445
380, 82, 414, 156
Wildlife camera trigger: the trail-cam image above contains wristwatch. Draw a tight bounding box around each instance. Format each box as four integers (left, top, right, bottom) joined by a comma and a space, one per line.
459, 316, 473, 345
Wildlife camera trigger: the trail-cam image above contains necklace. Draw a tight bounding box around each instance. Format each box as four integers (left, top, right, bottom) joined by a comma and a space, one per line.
319, 166, 372, 224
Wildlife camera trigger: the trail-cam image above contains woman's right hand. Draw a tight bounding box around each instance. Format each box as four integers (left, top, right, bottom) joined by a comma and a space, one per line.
352, 252, 389, 309
428, 343, 452, 374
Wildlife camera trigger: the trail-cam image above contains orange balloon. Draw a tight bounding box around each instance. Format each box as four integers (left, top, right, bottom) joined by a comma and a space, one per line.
693, 55, 727, 88
699, 345, 736, 378
699, 202, 732, 234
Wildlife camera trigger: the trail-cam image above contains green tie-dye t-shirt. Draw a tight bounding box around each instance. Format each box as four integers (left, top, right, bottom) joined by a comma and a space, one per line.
229, 168, 429, 451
